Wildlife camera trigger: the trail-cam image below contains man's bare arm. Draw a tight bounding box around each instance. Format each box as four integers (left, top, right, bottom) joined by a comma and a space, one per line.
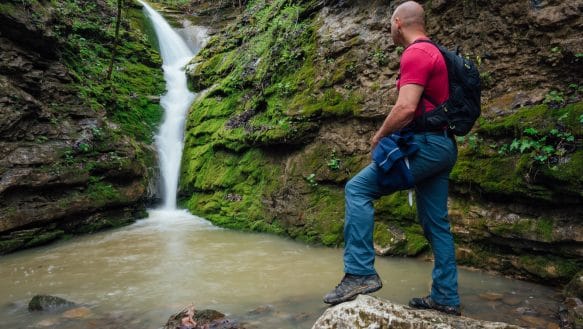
370, 84, 424, 150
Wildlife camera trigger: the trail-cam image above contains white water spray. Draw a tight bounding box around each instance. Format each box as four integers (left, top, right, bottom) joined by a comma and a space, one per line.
140, 1, 202, 209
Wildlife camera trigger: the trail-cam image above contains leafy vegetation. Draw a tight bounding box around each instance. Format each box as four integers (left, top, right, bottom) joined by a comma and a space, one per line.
48, 0, 166, 143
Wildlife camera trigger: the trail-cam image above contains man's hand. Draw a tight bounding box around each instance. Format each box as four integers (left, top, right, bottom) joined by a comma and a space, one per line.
370, 132, 383, 152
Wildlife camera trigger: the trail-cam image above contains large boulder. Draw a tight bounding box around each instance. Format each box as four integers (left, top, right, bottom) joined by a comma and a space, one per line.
312, 295, 523, 329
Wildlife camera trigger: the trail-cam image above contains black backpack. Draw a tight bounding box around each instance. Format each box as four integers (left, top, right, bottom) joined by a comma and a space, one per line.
412, 39, 481, 136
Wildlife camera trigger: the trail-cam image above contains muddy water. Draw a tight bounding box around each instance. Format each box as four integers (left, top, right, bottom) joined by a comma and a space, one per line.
0, 210, 561, 329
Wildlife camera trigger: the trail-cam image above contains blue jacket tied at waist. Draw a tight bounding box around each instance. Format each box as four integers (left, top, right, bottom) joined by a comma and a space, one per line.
372, 130, 419, 190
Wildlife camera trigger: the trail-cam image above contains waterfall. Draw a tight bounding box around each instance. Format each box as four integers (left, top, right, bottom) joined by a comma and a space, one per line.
139, 1, 200, 210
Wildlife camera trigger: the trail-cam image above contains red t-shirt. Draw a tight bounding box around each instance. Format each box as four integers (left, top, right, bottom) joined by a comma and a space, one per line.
397, 38, 449, 117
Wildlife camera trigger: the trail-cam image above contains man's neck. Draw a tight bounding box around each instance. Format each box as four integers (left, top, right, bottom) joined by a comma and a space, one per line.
402, 32, 428, 47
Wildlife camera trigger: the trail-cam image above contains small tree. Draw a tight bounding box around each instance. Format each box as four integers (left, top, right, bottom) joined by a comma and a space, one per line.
106, 0, 124, 80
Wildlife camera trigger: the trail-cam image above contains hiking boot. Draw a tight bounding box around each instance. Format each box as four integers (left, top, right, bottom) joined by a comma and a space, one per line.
323, 273, 383, 305
409, 295, 461, 316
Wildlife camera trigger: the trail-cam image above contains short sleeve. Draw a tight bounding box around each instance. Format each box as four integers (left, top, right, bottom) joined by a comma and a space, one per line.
398, 47, 433, 87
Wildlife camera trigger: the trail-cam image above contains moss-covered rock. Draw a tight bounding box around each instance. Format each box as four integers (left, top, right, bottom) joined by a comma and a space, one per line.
0, 0, 165, 253
179, 0, 583, 286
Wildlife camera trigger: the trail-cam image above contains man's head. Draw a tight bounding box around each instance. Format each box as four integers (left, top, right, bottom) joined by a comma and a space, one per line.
390, 1, 426, 46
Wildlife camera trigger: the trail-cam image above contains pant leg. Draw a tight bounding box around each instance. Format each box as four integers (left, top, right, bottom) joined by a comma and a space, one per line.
410, 133, 460, 306
343, 163, 394, 276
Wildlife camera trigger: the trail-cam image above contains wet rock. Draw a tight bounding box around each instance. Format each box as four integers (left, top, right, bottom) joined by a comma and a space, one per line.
62, 306, 92, 319
519, 315, 552, 328
312, 295, 523, 329
163, 306, 245, 329
247, 304, 274, 315
28, 295, 76, 312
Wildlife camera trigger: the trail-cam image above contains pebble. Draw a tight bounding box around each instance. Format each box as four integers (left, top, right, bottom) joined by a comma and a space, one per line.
479, 292, 504, 302
62, 306, 92, 319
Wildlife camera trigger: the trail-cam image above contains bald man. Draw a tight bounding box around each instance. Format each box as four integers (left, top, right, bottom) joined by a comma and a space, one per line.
323, 1, 461, 316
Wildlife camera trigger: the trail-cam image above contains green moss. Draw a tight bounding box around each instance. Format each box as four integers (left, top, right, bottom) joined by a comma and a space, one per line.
518, 255, 581, 282
403, 225, 429, 256
25, 230, 64, 248
86, 180, 121, 204
303, 186, 345, 246
375, 192, 417, 223
373, 222, 394, 247
182, 148, 283, 234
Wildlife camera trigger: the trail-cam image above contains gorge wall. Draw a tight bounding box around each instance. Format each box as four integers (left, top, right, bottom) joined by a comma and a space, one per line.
180, 0, 582, 286
0, 0, 164, 253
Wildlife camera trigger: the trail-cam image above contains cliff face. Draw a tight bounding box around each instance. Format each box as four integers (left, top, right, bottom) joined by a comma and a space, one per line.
181, 0, 582, 285
0, 0, 164, 253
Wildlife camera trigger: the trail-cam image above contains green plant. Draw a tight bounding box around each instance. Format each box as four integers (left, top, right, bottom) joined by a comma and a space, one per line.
372, 49, 387, 65
77, 142, 91, 153
35, 136, 48, 144
579, 114, 583, 124
305, 173, 318, 187
327, 151, 340, 171
92, 127, 104, 140
499, 127, 575, 166
480, 71, 492, 88
543, 90, 565, 108
63, 148, 75, 165
395, 46, 404, 55
456, 133, 481, 152
275, 81, 294, 96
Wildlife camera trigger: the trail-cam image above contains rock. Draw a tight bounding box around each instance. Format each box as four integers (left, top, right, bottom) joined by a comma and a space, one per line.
62, 306, 92, 319
312, 295, 524, 329
480, 292, 504, 302
560, 298, 583, 329
565, 271, 583, 299
28, 295, 76, 312
519, 315, 551, 328
247, 304, 274, 315
163, 306, 245, 329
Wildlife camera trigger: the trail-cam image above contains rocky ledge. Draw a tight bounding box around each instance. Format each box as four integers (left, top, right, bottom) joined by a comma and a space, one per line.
312, 295, 523, 329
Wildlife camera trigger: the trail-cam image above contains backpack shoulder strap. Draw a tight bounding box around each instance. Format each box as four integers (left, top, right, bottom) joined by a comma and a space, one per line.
410, 39, 442, 107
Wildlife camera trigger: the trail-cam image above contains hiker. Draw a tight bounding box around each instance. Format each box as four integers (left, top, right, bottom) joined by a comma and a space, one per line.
323, 0, 461, 316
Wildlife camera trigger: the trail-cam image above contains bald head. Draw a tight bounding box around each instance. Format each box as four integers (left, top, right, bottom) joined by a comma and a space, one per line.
390, 1, 427, 46
392, 1, 425, 29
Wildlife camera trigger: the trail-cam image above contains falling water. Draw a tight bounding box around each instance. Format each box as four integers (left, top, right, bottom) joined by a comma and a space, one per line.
140, 1, 197, 209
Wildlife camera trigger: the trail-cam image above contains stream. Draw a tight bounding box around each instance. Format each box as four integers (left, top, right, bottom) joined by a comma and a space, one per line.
0, 210, 562, 328
0, 2, 564, 329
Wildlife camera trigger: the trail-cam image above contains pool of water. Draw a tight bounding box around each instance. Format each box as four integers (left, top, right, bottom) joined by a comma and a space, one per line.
0, 210, 561, 328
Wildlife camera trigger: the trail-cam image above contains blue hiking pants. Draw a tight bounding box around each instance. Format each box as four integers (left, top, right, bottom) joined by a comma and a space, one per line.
343, 132, 460, 306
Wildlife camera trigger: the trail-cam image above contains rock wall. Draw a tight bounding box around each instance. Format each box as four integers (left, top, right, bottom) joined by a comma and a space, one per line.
181, 0, 582, 285
0, 0, 165, 253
